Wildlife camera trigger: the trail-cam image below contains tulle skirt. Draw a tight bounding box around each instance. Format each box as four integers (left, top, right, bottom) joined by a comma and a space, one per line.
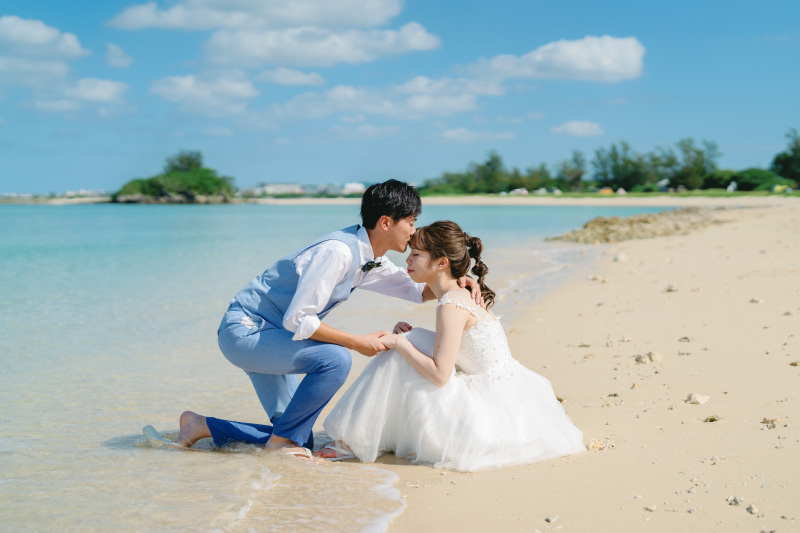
323, 328, 585, 471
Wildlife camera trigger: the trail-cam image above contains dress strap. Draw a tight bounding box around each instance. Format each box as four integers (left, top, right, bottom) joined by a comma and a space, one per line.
437, 294, 478, 317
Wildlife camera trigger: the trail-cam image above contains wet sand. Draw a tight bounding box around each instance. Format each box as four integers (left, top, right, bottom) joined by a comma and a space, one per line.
321, 196, 799, 532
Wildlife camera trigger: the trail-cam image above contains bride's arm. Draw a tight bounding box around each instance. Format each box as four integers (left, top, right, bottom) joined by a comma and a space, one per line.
381, 305, 470, 387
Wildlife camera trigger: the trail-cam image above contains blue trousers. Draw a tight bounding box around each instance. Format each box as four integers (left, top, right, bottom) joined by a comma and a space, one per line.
214, 303, 351, 448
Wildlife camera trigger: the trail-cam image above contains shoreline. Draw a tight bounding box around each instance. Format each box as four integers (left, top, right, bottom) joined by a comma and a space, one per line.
1, 194, 796, 208
343, 200, 798, 532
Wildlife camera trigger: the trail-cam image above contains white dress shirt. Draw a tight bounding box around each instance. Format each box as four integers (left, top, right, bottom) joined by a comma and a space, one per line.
283, 225, 425, 340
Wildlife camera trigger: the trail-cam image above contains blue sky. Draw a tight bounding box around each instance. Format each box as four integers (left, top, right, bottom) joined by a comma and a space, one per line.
1, 0, 798, 194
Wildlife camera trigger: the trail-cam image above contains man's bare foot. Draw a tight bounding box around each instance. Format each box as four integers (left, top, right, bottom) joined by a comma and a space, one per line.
265, 434, 323, 464
175, 411, 211, 447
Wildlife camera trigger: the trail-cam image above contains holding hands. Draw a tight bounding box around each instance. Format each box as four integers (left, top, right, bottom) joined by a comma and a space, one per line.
352, 330, 390, 357
351, 322, 413, 355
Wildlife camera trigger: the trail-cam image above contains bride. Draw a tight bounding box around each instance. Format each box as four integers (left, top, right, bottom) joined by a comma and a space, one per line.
318, 220, 585, 471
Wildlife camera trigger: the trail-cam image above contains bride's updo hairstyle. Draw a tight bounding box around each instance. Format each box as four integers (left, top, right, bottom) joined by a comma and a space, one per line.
411, 220, 496, 309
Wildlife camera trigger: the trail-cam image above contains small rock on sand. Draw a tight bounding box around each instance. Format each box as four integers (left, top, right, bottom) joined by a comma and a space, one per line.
790, 361, 799, 366
747, 504, 759, 515
665, 284, 678, 292
645, 505, 657, 512
545, 515, 559, 523
750, 298, 764, 304
686, 393, 709, 405
704, 415, 720, 422
614, 251, 629, 262
588, 439, 614, 451
761, 418, 780, 429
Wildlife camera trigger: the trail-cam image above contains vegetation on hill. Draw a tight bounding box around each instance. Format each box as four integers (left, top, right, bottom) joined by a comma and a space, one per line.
419, 130, 800, 195
112, 151, 235, 203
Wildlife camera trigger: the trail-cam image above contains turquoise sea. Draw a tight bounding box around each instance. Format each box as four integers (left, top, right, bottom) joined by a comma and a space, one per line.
0, 203, 667, 532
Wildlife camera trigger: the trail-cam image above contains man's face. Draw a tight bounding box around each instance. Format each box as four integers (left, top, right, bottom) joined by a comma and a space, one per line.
387, 216, 417, 253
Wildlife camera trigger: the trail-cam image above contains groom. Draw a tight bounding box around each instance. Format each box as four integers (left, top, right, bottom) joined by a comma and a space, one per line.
177, 179, 471, 459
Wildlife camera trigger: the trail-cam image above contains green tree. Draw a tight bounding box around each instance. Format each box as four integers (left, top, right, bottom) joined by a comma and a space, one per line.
736, 168, 789, 191
771, 129, 800, 184
671, 138, 719, 190
113, 150, 235, 202
591, 141, 647, 190
165, 150, 203, 173
556, 150, 587, 191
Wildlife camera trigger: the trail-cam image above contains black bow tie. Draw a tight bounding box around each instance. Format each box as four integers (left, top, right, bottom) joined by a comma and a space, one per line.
361, 261, 382, 272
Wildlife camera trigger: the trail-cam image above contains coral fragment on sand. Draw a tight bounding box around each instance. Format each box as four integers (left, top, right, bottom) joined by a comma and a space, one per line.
686, 393, 709, 405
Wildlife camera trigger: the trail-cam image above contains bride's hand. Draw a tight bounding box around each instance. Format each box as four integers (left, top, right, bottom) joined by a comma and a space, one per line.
380, 334, 403, 350
392, 322, 412, 334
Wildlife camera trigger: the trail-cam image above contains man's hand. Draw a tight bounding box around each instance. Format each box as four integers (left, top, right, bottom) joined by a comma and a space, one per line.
380, 333, 404, 350
351, 330, 390, 357
459, 276, 485, 307
392, 321, 413, 334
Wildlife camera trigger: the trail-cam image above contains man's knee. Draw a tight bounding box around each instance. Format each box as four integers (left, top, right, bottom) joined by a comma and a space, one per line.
322, 344, 352, 377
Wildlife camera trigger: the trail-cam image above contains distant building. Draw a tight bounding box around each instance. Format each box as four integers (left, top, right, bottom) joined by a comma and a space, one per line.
250, 183, 305, 196
342, 182, 366, 195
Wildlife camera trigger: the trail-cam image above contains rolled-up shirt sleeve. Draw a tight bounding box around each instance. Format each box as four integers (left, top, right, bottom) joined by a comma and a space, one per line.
358, 257, 425, 303
283, 242, 352, 340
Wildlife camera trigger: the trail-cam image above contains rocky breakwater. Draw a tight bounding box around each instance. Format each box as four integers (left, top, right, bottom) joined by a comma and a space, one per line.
547, 207, 725, 243
113, 192, 230, 204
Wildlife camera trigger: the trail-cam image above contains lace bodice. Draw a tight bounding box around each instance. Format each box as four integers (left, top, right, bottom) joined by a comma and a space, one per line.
437, 294, 522, 381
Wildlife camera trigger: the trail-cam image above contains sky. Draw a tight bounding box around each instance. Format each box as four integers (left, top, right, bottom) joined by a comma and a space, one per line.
1, 0, 799, 195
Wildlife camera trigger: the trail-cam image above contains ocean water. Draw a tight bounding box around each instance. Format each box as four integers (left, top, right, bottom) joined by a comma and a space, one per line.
0, 203, 667, 532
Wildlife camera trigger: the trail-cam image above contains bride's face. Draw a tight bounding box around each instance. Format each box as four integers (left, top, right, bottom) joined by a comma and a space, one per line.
405, 247, 436, 283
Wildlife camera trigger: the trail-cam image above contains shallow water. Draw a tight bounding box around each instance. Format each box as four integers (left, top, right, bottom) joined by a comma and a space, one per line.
0, 203, 666, 532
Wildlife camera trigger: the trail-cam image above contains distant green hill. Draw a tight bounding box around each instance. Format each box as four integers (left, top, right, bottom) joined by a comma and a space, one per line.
112, 151, 235, 203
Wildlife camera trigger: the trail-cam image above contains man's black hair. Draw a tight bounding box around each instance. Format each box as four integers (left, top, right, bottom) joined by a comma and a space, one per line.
360, 179, 422, 229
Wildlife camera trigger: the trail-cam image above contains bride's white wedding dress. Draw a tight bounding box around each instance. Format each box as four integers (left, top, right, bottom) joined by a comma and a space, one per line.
323, 294, 585, 471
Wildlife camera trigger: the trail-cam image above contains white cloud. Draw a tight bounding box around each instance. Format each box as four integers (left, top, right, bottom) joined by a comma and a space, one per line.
527, 112, 545, 120
205, 22, 439, 67
272, 71, 507, 122
397, 75, 503, 96
151, 72, 259, 115
275, 83, 483, 122
496, 115, 523, 124
440, 128, 515, 143
277, 85, 399, 119
108, 0, 403, 30
330, 123, 399, 139
65, 78, 128, 103
33, 99, 82, 111
0, 16, 89, 89
0, 15, 89, 58
403, 93, 478, 116
204, 126, 234, 137
340, 114, 366, 123
469, 35, 645, 83
551, 120, 604, 137
0, 56, 69, 86
255, 67, 325, 86
106, 43, 133, 68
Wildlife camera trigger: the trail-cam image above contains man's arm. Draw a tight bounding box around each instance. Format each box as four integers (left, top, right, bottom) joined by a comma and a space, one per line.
310, 323, 389, 357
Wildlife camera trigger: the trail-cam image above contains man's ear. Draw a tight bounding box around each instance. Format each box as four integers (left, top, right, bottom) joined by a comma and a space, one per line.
378, 215, 392, 230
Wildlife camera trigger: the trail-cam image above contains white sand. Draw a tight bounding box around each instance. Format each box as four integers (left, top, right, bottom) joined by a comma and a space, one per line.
325, 197, 799, 532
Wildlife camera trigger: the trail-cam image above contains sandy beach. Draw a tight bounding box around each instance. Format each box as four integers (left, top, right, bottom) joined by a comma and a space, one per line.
319, 196, 799, 532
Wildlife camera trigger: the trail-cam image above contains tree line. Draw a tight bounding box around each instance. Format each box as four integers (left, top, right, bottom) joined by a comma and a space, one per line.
419, 129, 800, 194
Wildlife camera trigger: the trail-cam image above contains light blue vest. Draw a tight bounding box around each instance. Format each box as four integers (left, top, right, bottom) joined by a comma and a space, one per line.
233, 225, 362, 329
